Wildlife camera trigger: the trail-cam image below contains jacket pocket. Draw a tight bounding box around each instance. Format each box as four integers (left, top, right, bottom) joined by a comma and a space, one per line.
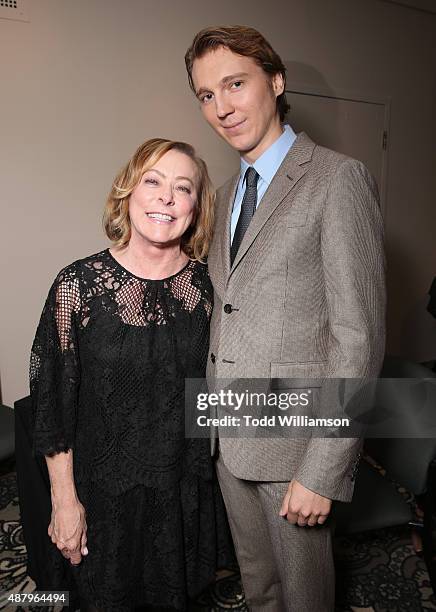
286, 209, 308, 227
270, 361, 327, 389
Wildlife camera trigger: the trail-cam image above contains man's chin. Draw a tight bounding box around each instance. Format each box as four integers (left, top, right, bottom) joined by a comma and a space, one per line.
221, 133, 254, 155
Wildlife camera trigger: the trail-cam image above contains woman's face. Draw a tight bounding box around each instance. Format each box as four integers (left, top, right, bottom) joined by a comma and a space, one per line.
128, 149, 199, 249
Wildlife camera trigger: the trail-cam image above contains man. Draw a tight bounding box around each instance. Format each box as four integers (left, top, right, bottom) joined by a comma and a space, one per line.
185, 26, 385, 611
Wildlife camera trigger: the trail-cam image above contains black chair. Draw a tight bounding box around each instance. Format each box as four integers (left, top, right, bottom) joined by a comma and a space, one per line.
333, 356, 436, 592
0, 403, 14, 463
14, 395, 79, 607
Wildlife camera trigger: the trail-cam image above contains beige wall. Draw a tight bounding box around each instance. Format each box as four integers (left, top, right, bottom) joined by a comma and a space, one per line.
1, 0, 435, 406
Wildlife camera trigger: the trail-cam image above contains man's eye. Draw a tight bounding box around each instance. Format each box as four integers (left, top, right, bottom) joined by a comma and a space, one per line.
231, 81, 243, 89
200, 93, 213, 104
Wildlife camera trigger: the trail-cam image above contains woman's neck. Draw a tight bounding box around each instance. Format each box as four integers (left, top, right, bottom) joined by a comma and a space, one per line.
110, 237, 189, 280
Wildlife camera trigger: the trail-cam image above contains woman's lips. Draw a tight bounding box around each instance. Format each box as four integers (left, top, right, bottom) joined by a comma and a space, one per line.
146, 212, 175, 223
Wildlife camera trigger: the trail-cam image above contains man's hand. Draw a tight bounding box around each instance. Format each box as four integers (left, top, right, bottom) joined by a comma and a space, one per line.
279, 479, 331, 526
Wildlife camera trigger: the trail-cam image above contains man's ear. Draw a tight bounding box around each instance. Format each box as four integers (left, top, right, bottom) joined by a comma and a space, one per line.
271, 72, 285, 98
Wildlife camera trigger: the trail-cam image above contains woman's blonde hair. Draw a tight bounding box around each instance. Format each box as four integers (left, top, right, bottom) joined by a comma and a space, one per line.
103, 138, 215, 261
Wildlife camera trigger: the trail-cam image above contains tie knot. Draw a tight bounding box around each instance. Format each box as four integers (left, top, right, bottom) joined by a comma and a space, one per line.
244, 166, 259, 188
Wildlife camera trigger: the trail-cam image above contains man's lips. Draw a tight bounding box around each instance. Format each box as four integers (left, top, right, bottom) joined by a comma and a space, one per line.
222, 119, 246, 132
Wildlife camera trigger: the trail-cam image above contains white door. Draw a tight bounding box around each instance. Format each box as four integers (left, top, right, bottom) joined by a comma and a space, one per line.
285, 90, 389, 214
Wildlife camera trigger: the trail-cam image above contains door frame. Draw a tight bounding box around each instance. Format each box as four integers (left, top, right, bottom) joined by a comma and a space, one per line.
284, 75, 391, 217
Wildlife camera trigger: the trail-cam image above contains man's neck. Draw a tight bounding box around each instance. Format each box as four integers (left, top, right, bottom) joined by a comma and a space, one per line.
241, 120, 283, 165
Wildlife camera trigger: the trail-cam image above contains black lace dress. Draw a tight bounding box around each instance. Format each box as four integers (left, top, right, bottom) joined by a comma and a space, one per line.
30, 249, 230, 611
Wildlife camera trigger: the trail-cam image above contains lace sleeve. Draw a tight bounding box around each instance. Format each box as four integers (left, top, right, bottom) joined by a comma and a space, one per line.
30, 265, 81, 456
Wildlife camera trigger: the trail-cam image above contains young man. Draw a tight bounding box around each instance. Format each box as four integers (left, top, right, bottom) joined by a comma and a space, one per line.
185, 26, 386, 611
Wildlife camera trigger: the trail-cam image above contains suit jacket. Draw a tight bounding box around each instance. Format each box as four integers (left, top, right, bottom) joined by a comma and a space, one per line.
207, 132, 386, 502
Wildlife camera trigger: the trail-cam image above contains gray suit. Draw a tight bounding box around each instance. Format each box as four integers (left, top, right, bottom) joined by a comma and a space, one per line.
207, 133, 386, 611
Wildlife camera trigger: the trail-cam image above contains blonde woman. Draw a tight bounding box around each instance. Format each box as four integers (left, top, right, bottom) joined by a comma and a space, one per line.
30, 139, 230, 611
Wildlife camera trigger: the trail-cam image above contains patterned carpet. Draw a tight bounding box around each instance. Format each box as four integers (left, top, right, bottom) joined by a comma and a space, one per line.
1, 464, 435, 612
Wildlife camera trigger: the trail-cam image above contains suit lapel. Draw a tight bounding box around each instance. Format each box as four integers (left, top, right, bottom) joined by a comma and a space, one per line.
230, 132, 315, 275
219, 174, 239, 282
209, 173, 238, 293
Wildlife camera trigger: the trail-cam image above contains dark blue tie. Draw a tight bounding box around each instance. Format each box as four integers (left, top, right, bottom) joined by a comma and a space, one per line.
230, 167, 259, 266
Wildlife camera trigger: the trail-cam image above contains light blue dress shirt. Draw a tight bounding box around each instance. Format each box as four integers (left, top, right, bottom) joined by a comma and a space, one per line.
230, 124, 297, 242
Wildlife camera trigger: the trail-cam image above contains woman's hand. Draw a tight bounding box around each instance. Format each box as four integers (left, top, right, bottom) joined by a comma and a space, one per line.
48, 499, 88, 565
45, 449, 88, 565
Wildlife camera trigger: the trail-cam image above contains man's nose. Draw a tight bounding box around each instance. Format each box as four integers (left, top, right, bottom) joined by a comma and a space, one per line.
214, 93, 234, 120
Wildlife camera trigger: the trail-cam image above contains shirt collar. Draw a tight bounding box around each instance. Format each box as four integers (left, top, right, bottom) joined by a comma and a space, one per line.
240, 124, 297, 186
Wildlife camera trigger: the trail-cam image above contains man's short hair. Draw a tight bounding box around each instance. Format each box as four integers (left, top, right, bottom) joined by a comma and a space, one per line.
185, 25, 290, 122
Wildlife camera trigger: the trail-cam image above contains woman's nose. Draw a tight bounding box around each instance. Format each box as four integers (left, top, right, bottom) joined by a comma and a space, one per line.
158, 187, 175, 206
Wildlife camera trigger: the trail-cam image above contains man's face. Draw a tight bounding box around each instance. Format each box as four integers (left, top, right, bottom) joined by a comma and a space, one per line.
191, 46, 284, 163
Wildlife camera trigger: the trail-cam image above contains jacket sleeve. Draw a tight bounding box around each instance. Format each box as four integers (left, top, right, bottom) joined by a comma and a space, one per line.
30, 265, 81, 456
293, 158, 386, 501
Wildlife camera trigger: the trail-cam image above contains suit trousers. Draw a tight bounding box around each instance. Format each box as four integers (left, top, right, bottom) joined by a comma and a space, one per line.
216, 452, 335, 612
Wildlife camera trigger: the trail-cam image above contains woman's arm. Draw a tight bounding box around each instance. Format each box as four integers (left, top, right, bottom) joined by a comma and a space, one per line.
31, 265, 87, 564
46, 449, 88, 565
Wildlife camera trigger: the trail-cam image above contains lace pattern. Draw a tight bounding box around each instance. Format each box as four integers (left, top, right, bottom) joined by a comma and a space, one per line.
30, 249, 213, 494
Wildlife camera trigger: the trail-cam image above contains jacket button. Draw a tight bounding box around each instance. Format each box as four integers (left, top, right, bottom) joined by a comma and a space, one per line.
211, 353, 216, 364
223, 303, 233, 314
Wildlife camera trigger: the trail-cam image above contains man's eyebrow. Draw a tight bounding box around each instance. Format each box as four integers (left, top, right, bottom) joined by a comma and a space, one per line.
146, 169, 194, 185
195, 72, 249, 97
221, 72, 249, 85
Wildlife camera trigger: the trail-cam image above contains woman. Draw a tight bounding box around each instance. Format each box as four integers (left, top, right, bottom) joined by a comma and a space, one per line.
30, 138, 230, 611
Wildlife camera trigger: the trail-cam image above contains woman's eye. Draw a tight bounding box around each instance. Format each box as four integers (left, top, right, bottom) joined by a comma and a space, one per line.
144, 178, 158, 185
177, 185, 191, 194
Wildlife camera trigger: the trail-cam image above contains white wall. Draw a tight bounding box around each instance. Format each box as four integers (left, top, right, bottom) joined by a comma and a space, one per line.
1, 0, 435, 406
